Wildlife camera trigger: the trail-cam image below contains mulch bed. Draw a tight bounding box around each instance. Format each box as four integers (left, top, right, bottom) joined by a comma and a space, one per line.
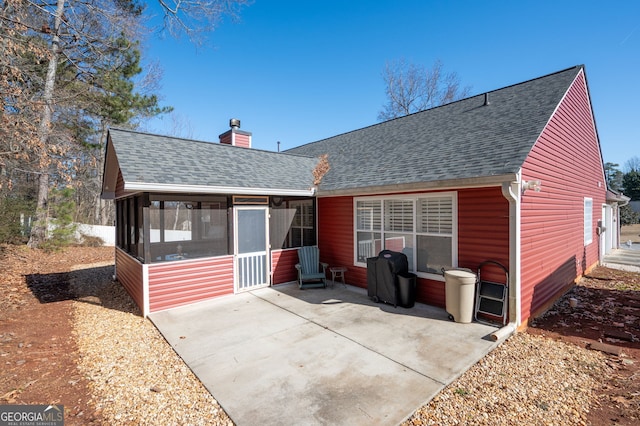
1, 244, 639, 424
529, 266, 640, 424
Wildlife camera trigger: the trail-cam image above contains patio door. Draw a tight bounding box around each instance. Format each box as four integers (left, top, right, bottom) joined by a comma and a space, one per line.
234, 206, 270, 292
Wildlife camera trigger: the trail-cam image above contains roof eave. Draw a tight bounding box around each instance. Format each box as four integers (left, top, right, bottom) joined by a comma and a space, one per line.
606, 190, 631, 205
316, 174, 519, 197
124, 182, 316, 197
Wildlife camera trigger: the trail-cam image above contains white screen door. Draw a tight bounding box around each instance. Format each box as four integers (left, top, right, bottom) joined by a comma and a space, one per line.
234, 207, 269, 291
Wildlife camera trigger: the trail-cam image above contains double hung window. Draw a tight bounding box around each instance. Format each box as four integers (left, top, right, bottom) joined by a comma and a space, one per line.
355, 193, 457, 277
416, 196, 454, 274
356, 200, 382, 262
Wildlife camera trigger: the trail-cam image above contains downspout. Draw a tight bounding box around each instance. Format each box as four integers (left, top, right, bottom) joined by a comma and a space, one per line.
491, 177, 522, 341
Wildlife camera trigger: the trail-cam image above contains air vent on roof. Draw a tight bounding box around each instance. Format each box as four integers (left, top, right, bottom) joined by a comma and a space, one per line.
483, 93, 490, 106
230, 118, 241, 129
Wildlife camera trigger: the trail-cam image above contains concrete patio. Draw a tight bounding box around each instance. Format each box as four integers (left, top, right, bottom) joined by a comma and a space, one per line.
150, 283, 503, 425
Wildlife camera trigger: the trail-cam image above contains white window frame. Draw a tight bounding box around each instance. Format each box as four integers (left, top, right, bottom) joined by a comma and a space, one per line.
354, 192, 458, 281
584, 197, 593, 245
354, 199, 382, 263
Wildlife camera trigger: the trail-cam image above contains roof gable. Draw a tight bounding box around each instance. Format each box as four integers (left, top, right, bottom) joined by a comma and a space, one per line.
103, 128, 318, 196
102, 66, 590, 199
286, 66, 583, 193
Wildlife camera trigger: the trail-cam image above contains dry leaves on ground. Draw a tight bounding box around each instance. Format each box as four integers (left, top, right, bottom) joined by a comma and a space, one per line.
70, 262, 233, 425
2, 245, 640, 425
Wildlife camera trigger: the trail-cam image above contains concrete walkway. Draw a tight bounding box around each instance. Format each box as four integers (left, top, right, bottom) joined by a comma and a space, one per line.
602, 248, 640, 272
150, 283, 502, 426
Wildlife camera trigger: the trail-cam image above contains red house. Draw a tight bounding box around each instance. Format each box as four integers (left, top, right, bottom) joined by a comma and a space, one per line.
102, 65, 611, 329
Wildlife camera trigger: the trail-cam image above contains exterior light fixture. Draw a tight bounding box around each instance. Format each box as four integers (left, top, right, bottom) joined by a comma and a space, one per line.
522, 180, 542, 193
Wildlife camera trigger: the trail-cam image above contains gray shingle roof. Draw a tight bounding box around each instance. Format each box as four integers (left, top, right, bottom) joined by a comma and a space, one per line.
286, 65, 583, 192
107, 128, 318, 193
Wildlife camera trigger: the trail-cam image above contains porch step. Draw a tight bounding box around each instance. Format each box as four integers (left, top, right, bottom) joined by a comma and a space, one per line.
602, 249, 640, 271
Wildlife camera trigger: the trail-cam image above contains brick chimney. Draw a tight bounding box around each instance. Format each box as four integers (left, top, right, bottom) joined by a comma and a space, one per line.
219, 118, 252, 148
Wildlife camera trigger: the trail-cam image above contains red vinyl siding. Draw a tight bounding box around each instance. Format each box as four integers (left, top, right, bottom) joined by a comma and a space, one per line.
453, 187, 510, 303
234, 133, 251, 148
147, 255, 234, 313
520, 70, 606, 323
317, 196, 354, 268
272, 248, 299, 284
458, 187, 509, 270
219, 131, 251, 148
115, 248, 144, 312
317, 196, 368, 288
317, 189, 509, 308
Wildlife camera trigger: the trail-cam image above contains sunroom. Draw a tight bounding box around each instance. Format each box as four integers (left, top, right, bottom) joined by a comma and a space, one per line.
102, 125, 321, 316
115, 193, 317, 267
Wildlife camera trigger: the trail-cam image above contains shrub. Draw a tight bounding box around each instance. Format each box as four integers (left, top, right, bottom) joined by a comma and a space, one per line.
79, 233, 105, 247
40, 187, 78, 252
620, 205, 640, 226
0, 196, 35, 244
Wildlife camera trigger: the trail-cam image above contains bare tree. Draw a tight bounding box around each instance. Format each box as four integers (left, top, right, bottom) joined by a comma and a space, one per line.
378, 59, 471, 121
168, 112, 195, 139
0, 1, 47, 195
0, 0, 148, 247
31, 0, 64, 246
2, 0, 249, 246
157, 0, 251, 43
624, 156, 640, 173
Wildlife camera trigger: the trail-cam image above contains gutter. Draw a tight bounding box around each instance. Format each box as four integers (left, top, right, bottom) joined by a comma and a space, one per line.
619, 195, 630, 208
124, 182, 316, 197
315, 174, 517, 198
606, 189, 630, 207
492, 177, 523, 341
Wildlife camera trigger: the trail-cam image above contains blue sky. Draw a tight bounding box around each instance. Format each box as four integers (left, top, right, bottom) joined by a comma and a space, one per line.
143, 1, 639, 169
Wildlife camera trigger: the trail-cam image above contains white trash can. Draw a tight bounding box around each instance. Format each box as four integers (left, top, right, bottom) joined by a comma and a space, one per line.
444, 269, 476, 323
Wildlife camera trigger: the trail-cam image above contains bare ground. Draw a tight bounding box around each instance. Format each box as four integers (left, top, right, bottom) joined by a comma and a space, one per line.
621, 224, 640, 243
1, 244, 639, 424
